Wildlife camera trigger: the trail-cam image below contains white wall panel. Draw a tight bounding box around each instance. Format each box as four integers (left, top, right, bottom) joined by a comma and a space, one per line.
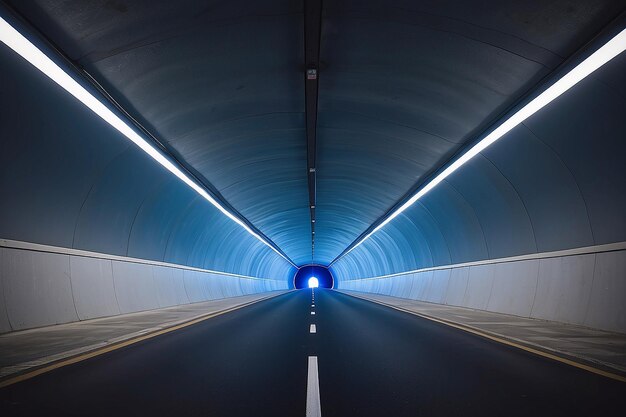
463, 264, 496, 310
445, 267, 469, 307
112, 261, 160, 314
171, 268, 190, 305
585, 250, 626, 333
531, 254, 594, 324
487, 260, 539, 317
427, 270, 451, 304
0, 249, 14, 332
153, 265, 185, 308
340, 249, 626, 333
2, 248, 78, 330
70, 256, 120, 320
183, 270, 205, 303
0, 244, 287, 333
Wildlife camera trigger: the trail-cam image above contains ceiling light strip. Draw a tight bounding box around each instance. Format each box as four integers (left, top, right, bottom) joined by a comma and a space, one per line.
332, 27, 626, 265
0, 16, 296, 267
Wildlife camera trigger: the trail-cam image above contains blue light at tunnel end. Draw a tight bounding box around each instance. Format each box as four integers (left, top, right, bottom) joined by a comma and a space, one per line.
294, 265, 334, 289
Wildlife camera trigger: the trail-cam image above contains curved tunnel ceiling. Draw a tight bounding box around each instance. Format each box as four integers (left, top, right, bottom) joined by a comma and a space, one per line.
332, 48, 626, 279
2, 0, 625, 272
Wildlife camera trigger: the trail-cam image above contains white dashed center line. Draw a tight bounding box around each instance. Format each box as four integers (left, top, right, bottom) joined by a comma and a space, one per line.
311, 311, 315, 315
306, 356, 322, 417
310, 324, 316, 333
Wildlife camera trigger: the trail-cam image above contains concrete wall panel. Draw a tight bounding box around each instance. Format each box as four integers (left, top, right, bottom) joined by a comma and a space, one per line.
70, 256, 120, 320
228, 277, 243, 297
423, 272, 436, 300
2, 248, 78, 330
444, 267, 469, 307
0, 249, 14, 333
340, 250, 626, 332
486, 260, 539, 317
531, 254, 594, 325
112, 261, 160, 314
400, 274, 414, 300
153, 265, 185, 308
0, 244, 288, 333
240, 279, 253, 295
410, 272, 425, 300
427, 270, 451, 304
419, 271, 436, 301
198, 273, 214, 300
183, 270, 205, 303
171, 268, 191, 305
378, 278, 392, 296
390, 275, 405, 298
585, 250, 626, 333
402, 273, 416, 300
463, 264, 496, 310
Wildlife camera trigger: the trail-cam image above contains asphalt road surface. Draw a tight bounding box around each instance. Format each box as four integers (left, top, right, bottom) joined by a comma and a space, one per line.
1, 289, 624, 416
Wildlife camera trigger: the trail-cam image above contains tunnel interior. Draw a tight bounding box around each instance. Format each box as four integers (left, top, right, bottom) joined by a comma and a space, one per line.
0, 1, 625, 415
294, 265, 334, 289
0, 0, 624, 345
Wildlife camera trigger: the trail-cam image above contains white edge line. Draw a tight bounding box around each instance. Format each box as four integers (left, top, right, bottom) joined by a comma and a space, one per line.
0, 16, 295, 268
0, 238, 283, 282
306, 356, 322, 417
340, 241, 626, 281
331, 28, 626, 265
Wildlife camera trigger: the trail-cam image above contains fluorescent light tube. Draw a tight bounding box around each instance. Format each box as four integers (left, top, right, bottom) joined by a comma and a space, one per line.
0, 16, 295, 267
334, 27, 626, 263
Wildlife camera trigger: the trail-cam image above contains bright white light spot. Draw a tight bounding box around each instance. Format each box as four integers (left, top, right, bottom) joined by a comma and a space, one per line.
308, 277, 319, 288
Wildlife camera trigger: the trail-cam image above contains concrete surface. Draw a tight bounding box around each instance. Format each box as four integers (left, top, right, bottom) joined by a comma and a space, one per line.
338, 247, 626, 333
0, 242, 289, 332
339, 290, 626, 375
1, 289, 624, 417
0, 291, 288, 379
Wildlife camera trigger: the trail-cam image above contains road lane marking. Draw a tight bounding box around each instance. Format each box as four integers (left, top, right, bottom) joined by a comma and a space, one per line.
311, 312, 315, 315
0, 291, 293, 388
306, 356, 322, 417
343, 292, 626, 383
311, 304, 315, 307
310, 324, 316, 333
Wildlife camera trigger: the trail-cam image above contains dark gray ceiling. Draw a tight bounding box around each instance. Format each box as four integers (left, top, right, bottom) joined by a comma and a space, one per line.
3, 0, 625, 269
332, 49, 626, 279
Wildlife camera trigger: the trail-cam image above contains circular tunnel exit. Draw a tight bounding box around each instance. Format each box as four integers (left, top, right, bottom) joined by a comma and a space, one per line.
293, 265, 334, 289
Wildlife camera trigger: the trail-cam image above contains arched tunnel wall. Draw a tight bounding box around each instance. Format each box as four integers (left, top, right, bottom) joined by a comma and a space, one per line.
332, 52, 626, 333
0, 36, 292, 332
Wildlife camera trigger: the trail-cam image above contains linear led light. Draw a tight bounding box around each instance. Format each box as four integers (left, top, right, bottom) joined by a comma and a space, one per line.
0, 16, 296, 267
332, 27, 626, 265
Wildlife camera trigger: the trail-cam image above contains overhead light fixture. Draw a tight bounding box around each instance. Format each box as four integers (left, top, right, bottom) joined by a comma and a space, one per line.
0, 16, 296, 267
331, 27, 626, 265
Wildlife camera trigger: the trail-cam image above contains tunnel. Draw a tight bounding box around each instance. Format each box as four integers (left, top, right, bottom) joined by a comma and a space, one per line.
0, 1, 625, 416
294, 265, 334, 289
